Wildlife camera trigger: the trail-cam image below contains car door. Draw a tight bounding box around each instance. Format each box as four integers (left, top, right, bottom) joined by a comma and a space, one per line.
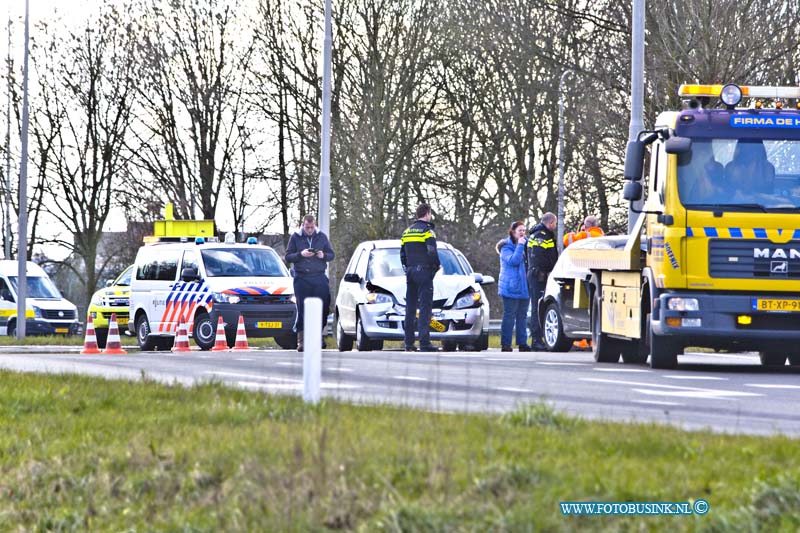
338, 247, 366, 332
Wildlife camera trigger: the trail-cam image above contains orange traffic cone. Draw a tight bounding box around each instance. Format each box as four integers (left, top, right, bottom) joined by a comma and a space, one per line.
103, 313, 128, 355
231, 315, 250, 351
81, 314, 101, 354
172, 315, 191, 352
211, 316, 229, 351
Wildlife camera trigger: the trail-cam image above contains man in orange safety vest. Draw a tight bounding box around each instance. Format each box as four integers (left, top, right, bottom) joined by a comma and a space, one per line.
563, 215, 604, 248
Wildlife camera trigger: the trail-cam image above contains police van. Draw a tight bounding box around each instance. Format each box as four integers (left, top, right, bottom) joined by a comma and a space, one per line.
128, 232, 297, 351
0, 260, 80, 336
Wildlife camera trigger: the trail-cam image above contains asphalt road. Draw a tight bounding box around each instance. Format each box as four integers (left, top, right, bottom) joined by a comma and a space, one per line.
0, 346, 798, 436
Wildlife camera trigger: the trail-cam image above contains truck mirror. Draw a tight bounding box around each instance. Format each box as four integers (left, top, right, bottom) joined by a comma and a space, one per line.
623, 181, 643, 202
664, 136, 692, 154
624, 139, 645, 181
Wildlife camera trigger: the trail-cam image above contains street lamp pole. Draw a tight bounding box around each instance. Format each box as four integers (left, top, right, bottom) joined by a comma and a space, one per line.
318, 0, 332, 236
17, 0, 29, 339
5, 14, 12, 260
557, 69, 572, 253
628, 0, 645, 233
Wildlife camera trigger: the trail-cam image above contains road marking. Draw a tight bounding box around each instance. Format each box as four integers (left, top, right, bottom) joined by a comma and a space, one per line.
235, 358, 254, 361
485, 358, 526, 362
437, 353, 493, 358
746, 384, 800, 389
632, 399, 682, 406
276, 362, 302, 367
663, 375, 728, 380
205, 371, 300, 382
632, 388, 761, 399
237, 381, 360, 391
593, 367, 651, 372
393, 375, 428, 382
494, 386, 534, 393
581, 377, 762, 398
537, 361, 590, 366
325, 367, 353, 372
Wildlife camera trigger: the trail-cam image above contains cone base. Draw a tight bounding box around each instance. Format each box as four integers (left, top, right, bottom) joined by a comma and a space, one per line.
81, 347, 101, 354
103, 347, 128, 355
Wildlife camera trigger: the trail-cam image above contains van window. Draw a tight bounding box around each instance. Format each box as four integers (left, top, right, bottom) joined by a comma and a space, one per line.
182, 251, 199, 273
136, 248, 179, 281
201, 248, 288, 277
9, 276, 62, 299
0, 279, 14, 302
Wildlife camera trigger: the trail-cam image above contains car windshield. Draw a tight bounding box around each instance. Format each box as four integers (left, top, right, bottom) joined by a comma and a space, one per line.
201, 248, 289, 277
367, 248, 467, 279
678, 138, 800, 210
116, 266, 133, 286
9, 276, 62, 299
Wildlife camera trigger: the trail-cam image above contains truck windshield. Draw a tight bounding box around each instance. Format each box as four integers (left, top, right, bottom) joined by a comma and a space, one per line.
9, 276, 62, 299
201, 248, 289, 277
678, 138, 800, 211
366, 248, 466, 279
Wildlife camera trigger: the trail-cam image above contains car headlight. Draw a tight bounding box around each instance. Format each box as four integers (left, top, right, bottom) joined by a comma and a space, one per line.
32, 305, 42, 318
366, 292, 393, 304
454, 290, 481, 309
212, 292, 240, 304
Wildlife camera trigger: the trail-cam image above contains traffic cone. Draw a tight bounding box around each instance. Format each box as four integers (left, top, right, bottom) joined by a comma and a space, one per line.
103, 313, 128, 355
231, 315, 250, 351
172, 315, 191, 352
211, 316, 229, 351
81, 314, 101, 354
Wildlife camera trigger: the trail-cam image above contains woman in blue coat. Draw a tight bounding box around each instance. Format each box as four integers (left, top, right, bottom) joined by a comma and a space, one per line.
498, 221, 531, 352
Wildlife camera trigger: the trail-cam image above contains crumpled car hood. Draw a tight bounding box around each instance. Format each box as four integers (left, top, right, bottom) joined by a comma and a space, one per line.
368, 274, 478, 306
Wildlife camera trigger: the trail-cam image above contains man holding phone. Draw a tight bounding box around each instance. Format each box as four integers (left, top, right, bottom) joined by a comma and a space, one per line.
285, 214, 335, 351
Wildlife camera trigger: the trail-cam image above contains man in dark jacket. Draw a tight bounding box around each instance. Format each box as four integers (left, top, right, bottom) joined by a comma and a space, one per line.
526, 212, 558, 350
401, 203, 441, 352
285, 214, 335, 351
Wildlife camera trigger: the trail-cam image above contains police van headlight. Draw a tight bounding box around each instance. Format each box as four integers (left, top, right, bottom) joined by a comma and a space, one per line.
667, 297, 699, 311
454, 290, 481, 309
212, 292, 240, 304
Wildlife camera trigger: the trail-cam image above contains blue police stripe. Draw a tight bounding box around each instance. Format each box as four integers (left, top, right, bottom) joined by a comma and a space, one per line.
794, 229, 800, 239
754, 228, 767, 238
729, 227, 742, 238
686, 227, 694, 237
704, 227, 718, 237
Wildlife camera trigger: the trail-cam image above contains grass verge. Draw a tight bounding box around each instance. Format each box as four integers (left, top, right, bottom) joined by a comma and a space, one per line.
0, 372, 798, 531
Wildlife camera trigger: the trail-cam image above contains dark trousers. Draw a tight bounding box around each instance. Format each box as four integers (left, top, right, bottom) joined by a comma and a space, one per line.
404, 266, 434, 347
293, 274, 331, 332
528, 275, 547, 345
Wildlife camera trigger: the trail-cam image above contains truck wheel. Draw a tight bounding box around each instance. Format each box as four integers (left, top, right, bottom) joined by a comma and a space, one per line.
543, 303, 572, 352
136, 315, 158, 351
788, 353, 800, 366
95, 328, 109, 349
759, 350, 787, 366
621, 340, 648, 364
335, 312, 353, 352
648, 313, 679, 369
355, 314, 372, 352
591, 294, 621, 363
193, 313, 216, 351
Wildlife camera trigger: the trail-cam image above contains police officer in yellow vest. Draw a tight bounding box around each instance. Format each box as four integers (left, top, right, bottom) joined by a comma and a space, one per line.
526, 212, 558, 350
401, 203, 441, 352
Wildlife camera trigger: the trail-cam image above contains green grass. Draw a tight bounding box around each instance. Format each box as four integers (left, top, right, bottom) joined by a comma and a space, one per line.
0, 372, 798, 531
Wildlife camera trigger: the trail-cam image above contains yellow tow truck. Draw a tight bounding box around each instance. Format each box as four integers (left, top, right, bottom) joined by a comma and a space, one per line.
568, 84, 800, 368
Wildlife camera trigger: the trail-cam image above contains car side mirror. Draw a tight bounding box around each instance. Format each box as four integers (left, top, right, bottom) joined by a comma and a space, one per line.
344, 273, 361, 283
476, 274, 495, 285
181, 267, 199, 282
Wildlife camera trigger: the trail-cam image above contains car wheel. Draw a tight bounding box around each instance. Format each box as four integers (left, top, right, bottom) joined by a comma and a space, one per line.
759, 350, 787, 366
591, 292, 621, 363
95, 328, 109, 349
275, 334, 298, 349
193, 313, 216, 351
136, 314, 158, 351
543, 303, 572, 352
335, 313, 353, 352
355, 314, 372, 352
7, 320, 15, 338
442, 340, 458, 352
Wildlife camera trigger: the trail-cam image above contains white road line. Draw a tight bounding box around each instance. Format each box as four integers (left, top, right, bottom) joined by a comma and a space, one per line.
581, 377, 762, 398
696, 352, 759, 361
436, 353, 493, 358
537, 362, 590, 366
632, 388, 761, 399
494, 386, 534, 393
663, 375, 727, 380
325, 367, 353, 372
631, 399, 682, 406
238, 381, 360, 390
205, 371, 301, 382
393, 375, 428, 382
485, 358, 526, 362
746, 384, 800, 389
593, 367, 651, 372
276, 362, 302, 367
235, 358, 254, 361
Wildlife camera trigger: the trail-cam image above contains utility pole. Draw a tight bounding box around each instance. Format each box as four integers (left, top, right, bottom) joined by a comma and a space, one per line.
628, 0, 645, 233
317, 0, 332, 236
557, 69, 572, 252
16, 0, 29, 339
4, 14, 10, 260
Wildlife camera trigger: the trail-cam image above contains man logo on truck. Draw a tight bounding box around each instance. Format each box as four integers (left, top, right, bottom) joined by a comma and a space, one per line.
753, 248, 800, 259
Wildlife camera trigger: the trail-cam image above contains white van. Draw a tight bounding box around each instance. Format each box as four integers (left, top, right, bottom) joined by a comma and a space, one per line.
0, 260, 80, 336
129, 236, 297, 351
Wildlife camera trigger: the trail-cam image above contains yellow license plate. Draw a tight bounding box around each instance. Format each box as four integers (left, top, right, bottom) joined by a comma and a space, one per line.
754, 298, 800, 312
429, 319, 446, 332
117, 318, 129, 326
257, 321, 282, 328
55, 328, 69, 334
